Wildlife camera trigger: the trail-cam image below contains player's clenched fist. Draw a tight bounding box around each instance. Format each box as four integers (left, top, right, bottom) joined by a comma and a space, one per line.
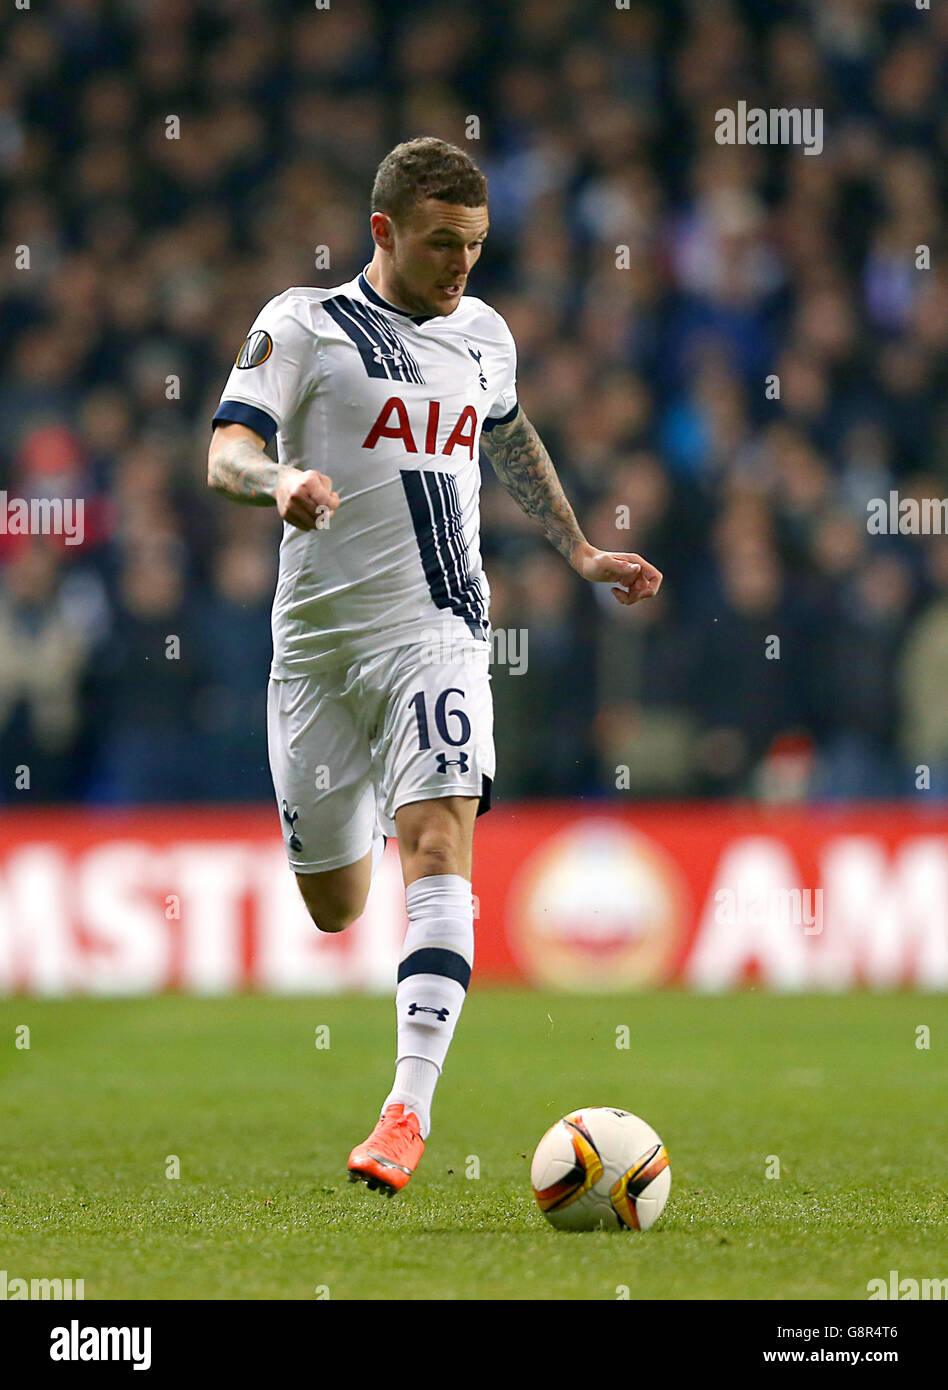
275, 469, 340, 531
572, 544, 663, 605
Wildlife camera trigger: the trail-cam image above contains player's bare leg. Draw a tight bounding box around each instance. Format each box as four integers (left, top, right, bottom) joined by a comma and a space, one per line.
294, 848, 374, 935
347, 796, 478, 1194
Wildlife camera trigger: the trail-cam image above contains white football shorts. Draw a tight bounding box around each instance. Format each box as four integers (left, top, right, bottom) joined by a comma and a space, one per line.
267, 637, 495, 873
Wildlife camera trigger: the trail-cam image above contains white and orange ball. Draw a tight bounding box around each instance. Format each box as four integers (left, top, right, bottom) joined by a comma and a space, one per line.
531, 1107, 671, 1232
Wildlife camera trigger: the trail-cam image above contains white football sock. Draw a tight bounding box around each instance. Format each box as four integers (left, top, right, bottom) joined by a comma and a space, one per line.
388, 1056, 440, 1136
382, 873, 474, 1139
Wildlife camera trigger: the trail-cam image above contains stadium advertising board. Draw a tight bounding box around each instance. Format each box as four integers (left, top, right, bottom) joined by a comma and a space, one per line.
0, 805, 945, 995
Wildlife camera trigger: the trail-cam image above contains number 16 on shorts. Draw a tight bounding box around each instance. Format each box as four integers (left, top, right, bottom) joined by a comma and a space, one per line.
389, 642, 495, 810
410, 687, 472, 774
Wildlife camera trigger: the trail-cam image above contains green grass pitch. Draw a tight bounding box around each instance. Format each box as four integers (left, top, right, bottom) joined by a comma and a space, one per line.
1, 991, 945, 1300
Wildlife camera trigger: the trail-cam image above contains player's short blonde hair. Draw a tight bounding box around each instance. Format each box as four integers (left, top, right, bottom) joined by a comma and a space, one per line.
371, 137, 488, 226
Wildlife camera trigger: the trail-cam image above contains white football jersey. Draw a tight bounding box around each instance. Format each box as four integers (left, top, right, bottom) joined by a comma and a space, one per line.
213, 268, 518, 676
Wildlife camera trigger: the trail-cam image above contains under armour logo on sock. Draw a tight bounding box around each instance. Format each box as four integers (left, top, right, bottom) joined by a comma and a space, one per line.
407, 1003, 450, 1021
281, 800, 303, 852
435, 752, 469, 774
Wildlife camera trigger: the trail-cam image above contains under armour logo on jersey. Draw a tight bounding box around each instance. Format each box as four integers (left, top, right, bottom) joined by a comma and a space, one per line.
435, 752, 469, 774
372, 343, 404, 367
466, 343, 488, 389
407, 1003, 450, 1021
323, 294, 425, 383
281, 800, 303, 852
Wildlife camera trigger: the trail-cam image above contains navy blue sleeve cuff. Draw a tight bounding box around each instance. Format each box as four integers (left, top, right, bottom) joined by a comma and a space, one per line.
481, 400, 519, 433
212, 400, 279, 444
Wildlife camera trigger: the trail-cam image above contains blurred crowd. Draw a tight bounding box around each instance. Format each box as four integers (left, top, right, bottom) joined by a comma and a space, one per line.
1, 0, 946, 805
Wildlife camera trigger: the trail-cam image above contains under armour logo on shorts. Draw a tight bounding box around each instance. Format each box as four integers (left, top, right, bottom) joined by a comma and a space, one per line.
435, 752, 469, 774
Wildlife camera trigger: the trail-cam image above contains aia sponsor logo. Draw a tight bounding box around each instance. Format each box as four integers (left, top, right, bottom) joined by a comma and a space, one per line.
362, 397, 479, 459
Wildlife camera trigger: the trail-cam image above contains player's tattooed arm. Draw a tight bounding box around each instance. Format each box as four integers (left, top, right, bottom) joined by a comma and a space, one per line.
480, 406, 663, 604
207, 430, 286, 505
208, 423, 340, 530
480, 407, 587, 563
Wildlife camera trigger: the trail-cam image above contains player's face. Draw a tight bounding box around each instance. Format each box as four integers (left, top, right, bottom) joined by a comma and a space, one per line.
388, 200, 489, 316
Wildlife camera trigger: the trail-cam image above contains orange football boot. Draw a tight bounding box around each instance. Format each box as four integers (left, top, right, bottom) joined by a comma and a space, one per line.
347, 1103, 425, 1195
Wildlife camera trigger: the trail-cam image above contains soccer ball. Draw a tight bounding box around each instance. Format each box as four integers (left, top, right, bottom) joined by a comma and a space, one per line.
531, 1107, 671, 1232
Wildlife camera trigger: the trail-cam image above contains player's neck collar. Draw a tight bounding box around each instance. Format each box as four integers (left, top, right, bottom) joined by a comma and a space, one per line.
359, 268, 435, 325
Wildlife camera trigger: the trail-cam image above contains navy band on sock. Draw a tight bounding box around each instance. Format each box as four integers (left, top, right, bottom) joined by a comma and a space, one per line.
397, 947, 471, 992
